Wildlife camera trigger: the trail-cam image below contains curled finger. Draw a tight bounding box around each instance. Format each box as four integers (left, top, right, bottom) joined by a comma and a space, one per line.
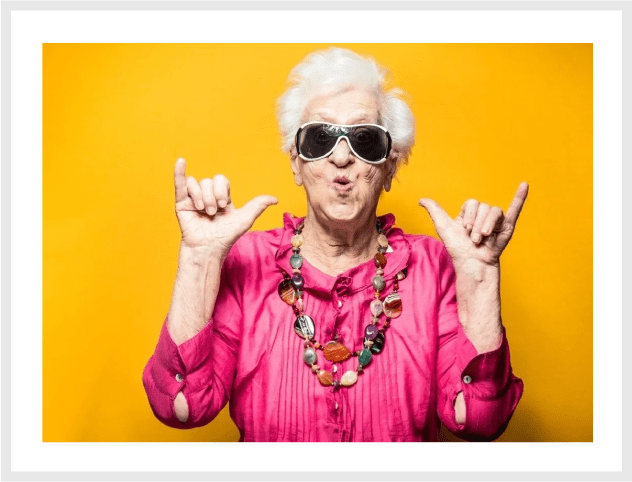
481, 206, 505, 237
460, 199, 479, 232
470, 203, 490, 244
186, 176, 205, 211
213, 174, 231, 209
199, 178, 217, 215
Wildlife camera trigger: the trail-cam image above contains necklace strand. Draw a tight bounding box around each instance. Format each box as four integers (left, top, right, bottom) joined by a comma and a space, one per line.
277, 218, 406, 388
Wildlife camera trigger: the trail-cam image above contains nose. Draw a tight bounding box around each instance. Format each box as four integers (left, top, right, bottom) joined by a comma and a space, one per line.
328, 137, 355, 167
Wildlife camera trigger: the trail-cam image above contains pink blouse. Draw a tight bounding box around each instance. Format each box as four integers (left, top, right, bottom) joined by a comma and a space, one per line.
142, 213, 524, 441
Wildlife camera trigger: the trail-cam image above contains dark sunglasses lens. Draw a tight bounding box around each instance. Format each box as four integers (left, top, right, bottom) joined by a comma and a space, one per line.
349, 126, 389, 163
298, 124, 338, 159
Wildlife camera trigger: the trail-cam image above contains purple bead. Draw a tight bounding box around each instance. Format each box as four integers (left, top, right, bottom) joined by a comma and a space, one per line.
365, 324, 378, 340
291, 273, 304, 290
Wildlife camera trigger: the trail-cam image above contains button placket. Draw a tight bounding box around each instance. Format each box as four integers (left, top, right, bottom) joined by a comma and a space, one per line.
326, 387, 339, 422
332, 385, 342, 415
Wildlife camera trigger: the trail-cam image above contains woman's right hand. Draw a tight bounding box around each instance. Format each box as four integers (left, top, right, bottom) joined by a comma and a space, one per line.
174, 158, 278, 257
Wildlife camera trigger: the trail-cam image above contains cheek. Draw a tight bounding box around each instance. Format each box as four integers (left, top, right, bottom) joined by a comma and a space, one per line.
361, 165, 384, 188
301, 163, 327, 184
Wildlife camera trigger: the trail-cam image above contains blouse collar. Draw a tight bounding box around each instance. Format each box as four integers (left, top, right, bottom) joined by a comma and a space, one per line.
274, 212, 411, 295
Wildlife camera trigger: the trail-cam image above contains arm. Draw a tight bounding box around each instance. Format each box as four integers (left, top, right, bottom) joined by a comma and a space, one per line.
142, 158, 277, 428
436, 248, 523, 441
419, 183, 528, 436
168, 244, 225, 345
142, 243, 242, 428
167, 243, 226, 423
453, 260, 503, 423
454, 261, 503, 353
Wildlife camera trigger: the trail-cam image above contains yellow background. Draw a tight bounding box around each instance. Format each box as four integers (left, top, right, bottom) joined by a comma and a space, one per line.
43, 44, 593, 442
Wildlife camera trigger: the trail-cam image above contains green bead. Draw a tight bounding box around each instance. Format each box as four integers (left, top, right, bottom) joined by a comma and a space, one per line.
290, 253, 303, 269
358, 348, 373, 367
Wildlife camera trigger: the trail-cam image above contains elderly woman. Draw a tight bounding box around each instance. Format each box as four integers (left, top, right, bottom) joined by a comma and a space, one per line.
142, 48, 526, 442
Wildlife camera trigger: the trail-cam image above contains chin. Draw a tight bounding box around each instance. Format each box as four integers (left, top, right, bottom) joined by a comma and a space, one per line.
323, 204, 368, 224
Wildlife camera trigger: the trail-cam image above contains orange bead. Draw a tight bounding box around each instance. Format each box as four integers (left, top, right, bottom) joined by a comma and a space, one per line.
383, 292, 402, 318
374, 252, 387, 268
317, 370, 334, 386
323, 341, 351, 362
277, 279, 297, 305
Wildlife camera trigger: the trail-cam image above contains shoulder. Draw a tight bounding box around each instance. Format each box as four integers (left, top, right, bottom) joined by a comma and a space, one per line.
225, 226, 284, 265
395, 230, 453, 278
400, 231, 448, 261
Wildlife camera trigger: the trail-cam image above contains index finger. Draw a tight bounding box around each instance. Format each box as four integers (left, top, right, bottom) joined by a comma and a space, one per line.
505, 182, 529, 227
174, 158, 188, 203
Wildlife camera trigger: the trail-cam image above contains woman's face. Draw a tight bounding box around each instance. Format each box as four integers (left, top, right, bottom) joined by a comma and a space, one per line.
291, 86, 396, 226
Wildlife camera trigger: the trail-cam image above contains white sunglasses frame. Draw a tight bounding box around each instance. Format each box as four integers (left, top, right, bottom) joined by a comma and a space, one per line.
295, 121, 392, 165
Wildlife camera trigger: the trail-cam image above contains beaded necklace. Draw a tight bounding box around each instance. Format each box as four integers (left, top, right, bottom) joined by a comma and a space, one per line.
277, 219, 406, 388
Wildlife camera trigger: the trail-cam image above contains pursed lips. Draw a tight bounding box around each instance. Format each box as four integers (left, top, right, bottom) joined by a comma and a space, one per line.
330, 176, 354, 193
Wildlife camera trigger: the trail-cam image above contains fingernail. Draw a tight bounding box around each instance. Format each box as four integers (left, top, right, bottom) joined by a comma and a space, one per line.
218, 200, 227, 208
196, 200, 204, 210
471, 233, 481, 243
466, 224, 473, 231
207, 206, 216, 215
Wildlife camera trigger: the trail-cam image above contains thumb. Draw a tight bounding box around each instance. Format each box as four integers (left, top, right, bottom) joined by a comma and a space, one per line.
418, 198, 451, 232
238, 195, 278, 228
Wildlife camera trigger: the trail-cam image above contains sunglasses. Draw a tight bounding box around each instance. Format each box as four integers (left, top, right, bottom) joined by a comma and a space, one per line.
295, 122, 392, 164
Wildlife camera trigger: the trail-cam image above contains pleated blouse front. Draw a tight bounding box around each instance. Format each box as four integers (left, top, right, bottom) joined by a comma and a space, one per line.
142, 212, 524, 442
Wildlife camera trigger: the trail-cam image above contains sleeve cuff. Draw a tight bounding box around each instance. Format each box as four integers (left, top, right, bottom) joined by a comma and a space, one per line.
150, 316, 215, 398
455, 324, 513, 399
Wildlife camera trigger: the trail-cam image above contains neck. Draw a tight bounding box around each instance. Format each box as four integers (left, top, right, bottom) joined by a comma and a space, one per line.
300, 207, 379, 275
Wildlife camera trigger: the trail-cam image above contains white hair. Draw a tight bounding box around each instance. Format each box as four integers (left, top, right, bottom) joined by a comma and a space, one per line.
276, 47, 415, 168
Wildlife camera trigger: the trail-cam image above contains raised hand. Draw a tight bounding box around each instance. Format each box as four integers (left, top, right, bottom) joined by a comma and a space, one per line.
418, 182, 529, 269
174, 158, 278, 256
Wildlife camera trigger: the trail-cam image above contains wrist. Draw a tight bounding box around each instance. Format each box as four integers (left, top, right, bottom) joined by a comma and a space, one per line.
453, 259, 501, 336
179, 241, 228, 266
453, 258, 500, 283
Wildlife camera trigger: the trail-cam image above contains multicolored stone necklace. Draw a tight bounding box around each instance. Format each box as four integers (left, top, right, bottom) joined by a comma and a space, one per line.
277, 218, 406, 388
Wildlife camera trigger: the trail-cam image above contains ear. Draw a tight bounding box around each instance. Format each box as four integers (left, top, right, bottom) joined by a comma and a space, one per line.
290, 144, 303, 186
383, 155, 398, 192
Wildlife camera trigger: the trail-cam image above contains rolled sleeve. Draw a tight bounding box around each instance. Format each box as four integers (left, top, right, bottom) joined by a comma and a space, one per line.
451, 324, 524, 440
456, 324, 513, 398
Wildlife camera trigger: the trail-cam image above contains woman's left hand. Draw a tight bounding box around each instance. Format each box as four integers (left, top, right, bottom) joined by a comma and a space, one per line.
418, 182, 529, 270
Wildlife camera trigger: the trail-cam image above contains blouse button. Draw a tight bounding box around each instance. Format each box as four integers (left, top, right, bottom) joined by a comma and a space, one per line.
337, 300, 342, 308
175, 373, 184, 382
334, 402, 339, 410
463, 375, 472, 384
336, 277, 351, 289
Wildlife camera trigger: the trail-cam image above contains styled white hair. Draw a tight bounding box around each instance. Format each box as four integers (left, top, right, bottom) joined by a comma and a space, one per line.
276, 47, 415, 168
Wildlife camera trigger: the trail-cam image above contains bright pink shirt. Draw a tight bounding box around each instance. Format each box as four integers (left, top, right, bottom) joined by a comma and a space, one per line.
143, 213, 524, 441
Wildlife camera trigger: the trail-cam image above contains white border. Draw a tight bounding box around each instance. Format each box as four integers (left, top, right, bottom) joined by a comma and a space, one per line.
0, 0, 632, 482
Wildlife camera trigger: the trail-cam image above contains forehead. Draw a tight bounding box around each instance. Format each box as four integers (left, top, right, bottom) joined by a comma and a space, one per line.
304, 86, 379, 125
